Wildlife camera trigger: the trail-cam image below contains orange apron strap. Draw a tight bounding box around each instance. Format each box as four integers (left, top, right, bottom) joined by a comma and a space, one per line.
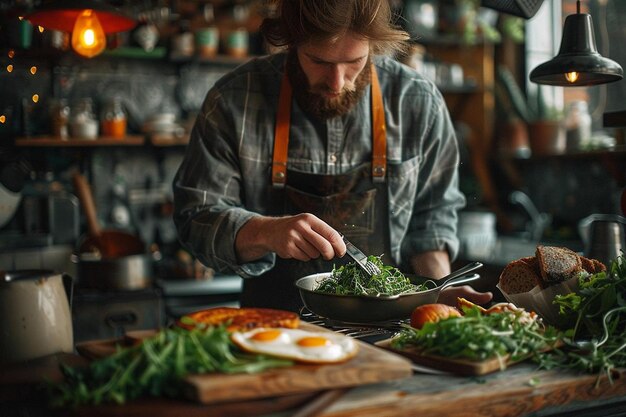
272, 73, 292, 188
370, 64, 387, 183
272, 63, 387, 186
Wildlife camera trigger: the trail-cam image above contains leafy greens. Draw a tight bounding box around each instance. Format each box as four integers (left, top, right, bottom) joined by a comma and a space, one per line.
315, 255, 431, 296
391, 306, 560, 363
48, 324, 293, 407
538, 254, 626, 382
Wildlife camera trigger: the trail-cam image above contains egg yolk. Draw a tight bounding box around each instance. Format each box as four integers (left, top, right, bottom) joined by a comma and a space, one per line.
251, 329, 283, 342
297, 336, 331, 347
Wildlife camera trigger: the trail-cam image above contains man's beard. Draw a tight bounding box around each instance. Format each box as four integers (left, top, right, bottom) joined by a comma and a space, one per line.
286, 50, 371, 120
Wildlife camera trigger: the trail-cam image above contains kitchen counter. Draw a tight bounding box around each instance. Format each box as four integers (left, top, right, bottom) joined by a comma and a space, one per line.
2, 351, 625, 417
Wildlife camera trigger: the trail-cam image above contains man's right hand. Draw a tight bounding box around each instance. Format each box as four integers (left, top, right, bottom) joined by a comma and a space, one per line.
235, 213, 346, 263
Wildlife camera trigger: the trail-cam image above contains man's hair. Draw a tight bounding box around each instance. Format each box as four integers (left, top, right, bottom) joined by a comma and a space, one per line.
260, 0, 410, 56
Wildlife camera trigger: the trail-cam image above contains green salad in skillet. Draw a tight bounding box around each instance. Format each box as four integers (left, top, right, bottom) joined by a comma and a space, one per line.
314, 255, 433, 297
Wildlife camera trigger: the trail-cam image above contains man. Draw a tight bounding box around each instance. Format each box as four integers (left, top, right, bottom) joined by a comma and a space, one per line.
173, 0, 492, 312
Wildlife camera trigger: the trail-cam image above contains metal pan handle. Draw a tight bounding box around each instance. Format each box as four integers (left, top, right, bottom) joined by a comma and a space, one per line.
437, 261, 483, 286
437, 273, 481, 292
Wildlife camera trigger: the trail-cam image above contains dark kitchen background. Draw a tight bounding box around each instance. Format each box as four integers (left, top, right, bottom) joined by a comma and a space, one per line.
0, 0, 625, 343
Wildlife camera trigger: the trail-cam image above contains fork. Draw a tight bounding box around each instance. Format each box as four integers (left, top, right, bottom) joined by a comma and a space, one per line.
341, 235, 382, 276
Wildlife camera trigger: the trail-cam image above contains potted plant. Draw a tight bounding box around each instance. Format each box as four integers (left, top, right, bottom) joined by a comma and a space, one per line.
496, 66, 564, 156
437, 0, 525, 45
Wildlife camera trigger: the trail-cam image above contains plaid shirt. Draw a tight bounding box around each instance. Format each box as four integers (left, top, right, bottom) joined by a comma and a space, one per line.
173, 53, 465, 277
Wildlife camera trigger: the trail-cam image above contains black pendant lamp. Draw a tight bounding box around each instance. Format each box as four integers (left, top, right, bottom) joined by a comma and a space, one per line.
26, 0, 135, 58
530, 0, 623, 86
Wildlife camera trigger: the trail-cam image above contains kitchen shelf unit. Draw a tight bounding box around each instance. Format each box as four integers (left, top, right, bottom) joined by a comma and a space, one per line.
500, 146, 626, 187
15, 135, 146, 146
420, 40, 503, 228
14, 134, 190, 147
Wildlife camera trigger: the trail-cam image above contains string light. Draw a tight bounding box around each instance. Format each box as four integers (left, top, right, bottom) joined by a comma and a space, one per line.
6, 65, 13, 73
30, 66, 37, 75
32, 95, 39, 103
0, 115, 6, 124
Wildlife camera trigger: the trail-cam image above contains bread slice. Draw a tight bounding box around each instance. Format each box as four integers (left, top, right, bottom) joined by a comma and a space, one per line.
535, 245, 582, 284
580, 256, 607, 274
498, 256, 543, 294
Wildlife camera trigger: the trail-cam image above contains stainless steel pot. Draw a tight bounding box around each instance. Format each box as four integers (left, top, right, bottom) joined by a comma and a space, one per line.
295, 262, 483, 323
0, 270, 73, 364
75, 252, 152, 291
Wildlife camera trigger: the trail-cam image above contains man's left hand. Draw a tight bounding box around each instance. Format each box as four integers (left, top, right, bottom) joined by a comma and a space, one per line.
437, 285, 493, 306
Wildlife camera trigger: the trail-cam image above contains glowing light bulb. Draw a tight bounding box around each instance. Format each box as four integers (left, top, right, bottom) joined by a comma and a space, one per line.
71, 10, 106, 58
565, 71, 579, 83
30, 66, 37, 75
0, 115, 6, 124
7, 64, 13, 73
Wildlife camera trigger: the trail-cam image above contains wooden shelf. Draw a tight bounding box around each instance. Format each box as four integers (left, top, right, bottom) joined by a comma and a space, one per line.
14, 134, 193, 148
507, 146, 626, 161
15, 135, 146, 147
498, 146, 626, 187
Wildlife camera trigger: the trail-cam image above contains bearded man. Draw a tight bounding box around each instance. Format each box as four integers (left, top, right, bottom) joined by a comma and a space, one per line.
173, 0, 492, 312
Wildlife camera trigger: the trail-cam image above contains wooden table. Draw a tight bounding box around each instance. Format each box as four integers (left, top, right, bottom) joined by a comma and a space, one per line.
2, 353, 625, 417
308, 364, 626, 417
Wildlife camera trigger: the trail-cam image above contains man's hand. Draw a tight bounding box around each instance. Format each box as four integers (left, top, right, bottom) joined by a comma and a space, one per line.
410, 251, 493, 306
437, 285, 493, 306
236, 213, 345, 263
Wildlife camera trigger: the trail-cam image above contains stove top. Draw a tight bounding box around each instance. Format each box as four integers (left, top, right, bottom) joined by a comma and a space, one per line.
299, 307, 407, 343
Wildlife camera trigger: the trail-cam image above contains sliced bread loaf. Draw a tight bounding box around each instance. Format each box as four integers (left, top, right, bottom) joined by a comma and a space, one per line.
498, 256, 543, 294
580, 256, 607, 274
535, 245, 582, 284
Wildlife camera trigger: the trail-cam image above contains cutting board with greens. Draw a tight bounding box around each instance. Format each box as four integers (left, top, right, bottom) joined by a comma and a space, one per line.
376, 302, 562, 376
67, 323, 412, 407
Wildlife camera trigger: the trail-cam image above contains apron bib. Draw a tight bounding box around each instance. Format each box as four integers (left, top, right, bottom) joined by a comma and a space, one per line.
240, 64, 391, 312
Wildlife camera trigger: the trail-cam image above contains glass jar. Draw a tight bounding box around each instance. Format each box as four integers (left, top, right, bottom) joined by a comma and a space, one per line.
49, 98, 70, 140
100, 97, 127, 139
564, 101, 592, 151
69, 98, 98, 140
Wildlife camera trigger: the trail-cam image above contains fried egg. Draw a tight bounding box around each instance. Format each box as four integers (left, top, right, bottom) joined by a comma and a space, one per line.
230, 327, 359, 364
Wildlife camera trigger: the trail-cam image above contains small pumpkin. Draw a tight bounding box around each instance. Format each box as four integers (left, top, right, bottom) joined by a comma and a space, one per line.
410, 303, 462, 329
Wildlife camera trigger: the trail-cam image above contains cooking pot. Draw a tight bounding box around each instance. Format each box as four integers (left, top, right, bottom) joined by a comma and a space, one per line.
0, 270, 73, 364
74, 252, 153, 291
295, 262, 482, 323
72, 172, 152, 290
72, 172, 145, 259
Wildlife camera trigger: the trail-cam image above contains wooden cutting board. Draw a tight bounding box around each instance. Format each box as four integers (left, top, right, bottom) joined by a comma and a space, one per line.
76, 323, 413, 405
375, 338, 547, 376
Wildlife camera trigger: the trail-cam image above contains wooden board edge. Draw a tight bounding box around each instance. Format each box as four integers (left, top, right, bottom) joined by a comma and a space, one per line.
375, 338, 511, 376
182, 337, 414, 404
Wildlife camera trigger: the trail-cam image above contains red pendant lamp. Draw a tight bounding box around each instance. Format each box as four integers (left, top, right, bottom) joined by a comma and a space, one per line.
26, 0, 136, 58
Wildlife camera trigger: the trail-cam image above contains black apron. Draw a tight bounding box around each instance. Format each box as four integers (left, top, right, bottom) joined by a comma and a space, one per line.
239, 64, 391, 312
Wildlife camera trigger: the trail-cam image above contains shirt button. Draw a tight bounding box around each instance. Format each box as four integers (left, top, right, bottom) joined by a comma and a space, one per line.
329, 154, 337, 163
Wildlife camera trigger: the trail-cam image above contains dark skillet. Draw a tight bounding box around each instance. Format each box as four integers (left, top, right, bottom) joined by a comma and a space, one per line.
295, 261, 483, 323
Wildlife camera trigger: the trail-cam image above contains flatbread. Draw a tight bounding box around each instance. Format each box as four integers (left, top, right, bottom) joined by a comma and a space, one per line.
178, 307, 300, 332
